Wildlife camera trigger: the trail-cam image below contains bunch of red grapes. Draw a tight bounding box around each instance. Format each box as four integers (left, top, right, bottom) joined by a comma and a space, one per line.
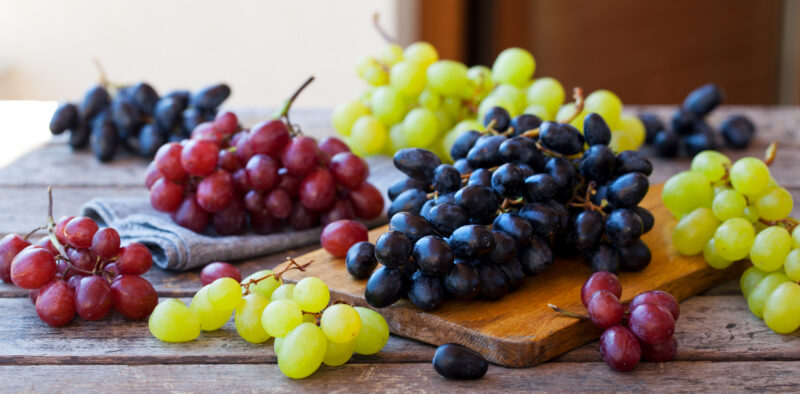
146, 79, 383, 235
0, 214, 158, 327
580, 272, 679, 371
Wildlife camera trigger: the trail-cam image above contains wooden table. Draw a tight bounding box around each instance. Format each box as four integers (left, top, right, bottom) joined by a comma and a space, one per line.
0, 105, 798, 392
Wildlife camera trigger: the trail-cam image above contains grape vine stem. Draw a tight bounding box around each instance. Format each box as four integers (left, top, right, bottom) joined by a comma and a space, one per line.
548, 303, 590, 320
561, 87, 585, 125
276, 76, 315, 136
372, 13, 397, 45
241, 256, 313, 295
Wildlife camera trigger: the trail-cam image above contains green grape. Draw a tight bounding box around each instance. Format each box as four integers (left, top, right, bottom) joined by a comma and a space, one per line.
387, 123, 409, 153
526, 77, 564, 116
359, 89, 373, 107
190, 286, 233, 331
271, 283, 295, 301
713, 217, 755, 261
523, 104, 552, 121
350, 115, 388, 156
492, 84, 526, 115
672, 207, 719, 256
747, 272, 791, 318
794, 227, 800, 248
691, 151, 731, 182
755, 186, 793, 221
618, 114, 645, 148
730, 157, 771, 196
418, 90, 441, 110
323, 340, 356, 367
370, 86, 406, 125
741, 265, 769, 298
467, 65, 493, 99
750, 226, 792, 272
353, 307, 389, 355
207, 277, 243, 311
363, 66, 389, 86
404, 42, 438, 68
277, 322, 328, 379
478, 95, 517, 121
401, 108, 439, 148
609, 129, 637, 153
274, 336, 284, 354
662, 171, 714, 218
784, 249, 800, 282
703, 239, 733, 269
381, 44, 404, 66
235, 293, 271, 344
241, 270, 281, 300
555, 103, 586, 130
712, 188, 746, 221
743, 206, 760, 223
764, 282, 800, 334
584, 90, 622, 129
442, 96, 463, 119
389, 61, 426, 97
491, 47, 536, 87
293, 277, 330, 313
320, 304, 362, 343
331, 100, 370, 137
303, 313, 317, 323
433, 110, 453, 133
453, 119, 484, 134
261, 299, 303, 337
356, 55, 373, 79
148, 299, 201, 343
427, 60, 468, 96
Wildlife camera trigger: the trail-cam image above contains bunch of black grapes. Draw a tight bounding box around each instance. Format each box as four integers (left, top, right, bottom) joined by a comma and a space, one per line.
640, 83, 757, 158
49, 82, 230, 162
345, 107, 654, 311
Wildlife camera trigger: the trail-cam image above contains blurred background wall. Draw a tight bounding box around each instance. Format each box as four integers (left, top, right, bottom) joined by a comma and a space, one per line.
0, 0, 797, 107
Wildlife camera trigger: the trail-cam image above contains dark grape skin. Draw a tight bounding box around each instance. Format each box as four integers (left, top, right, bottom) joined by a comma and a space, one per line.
50, 103, 79, 135
600, 326, 641, 372
138, 123, 167, 158
320, 200, 356, 228
190, 84, 231, 110
393, 148, 442, 181
110, 275, 158, 320
111, 99, 143, 136
545, 157, 575, 199
467, 168, 492, 188
90, 114, 117, 162
629, 303, 675, 345
483, 106, 510, 131
579, 145, 615, 183
433, 343, 488, 380
539, 121, 585, 155
80, 85, 111, 119
454, 186, 499, 224
68, 121, 91, 150
212, 198, 247, 235
518, 237, 553, 275
171, 194, 210, 233
287, 202, 318, 231
574, 210, 604, 251
683, 83, 723, 117
65, 217, 99, 249
365, 266, 406, 308
427, 203, 468, 237
448, 225, 495, 259
91, 227, 120, 259
154, 97, 185, 130
631, 291, 680, 321
75, 276, 113, 321
197, 170, 234, 213
450, 130, 482, 161
299, 168, 337, 212
388, 177, 430, 201
616, 239, 652, 272
491, 163, 524, 198
388, 212, 438, 245
130, 82, 160, 115
407, 271, 445, 311
606, 172, 649, 209
347, 182, 384, 220
653, 130, 680, 158
720, 114, 755, 149
581, 271, 622, 307
453, 158, 473, 174
250, 210, 283, 235
181, 108, 205, 135
35, 280, 76, 327
685, 129, 718, 157
583, 112, 612, 146
432, 164, 461, 194
388, 189, 428, 217
320, 220, 368, 258
605, 209, 643, 246
588, 290, 624, 329
633, 207, 654, 234
412, 236, 454, 275
510, 114, 541, 136
10, 247, 57, 289
477, 264, 508, 300
615, 151, 653, 176
200, 262, 242, 285
0, 234, 31, 283
118, 243, 154, 275
497, 258, 525, 291
518, 203, 559, 241
329, 152, 368, 189
443, 261, 480, 299
638, 113, 664, 145
266, 189, 293, 219
466, 135, 506, 169
671, 108, 696, 135
345, 242, 378, 279
498, 137, 543, 169
523, 174, 557, 202
488, 231, 517, 264
589, 243, 621, 273
374, 231, 412, 268
641, 336, 678, 362
492, 213, 532, 247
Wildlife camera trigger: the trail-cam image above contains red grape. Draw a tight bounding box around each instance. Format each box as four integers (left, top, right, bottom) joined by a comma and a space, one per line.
214, 111, 238, 136
196, 170, 234, 212
155, 142, 188, 181
212, 198, 247, 235
250, 120, 290, 156
118, 243, 153, 275
171, 194, 210, 233
320, 199, 355, 227
29, 288, 39, 305
246, 154, 279, 191
329, 152, 368, 189
250, 210, 283, 235
348, 182, 384, 220
150, 178, 184, 213
277, 169, 301, 197
145, 161, 164, 190
630, 290, 680, 321
35, 280, 76, 327
599, 326, 641, 372
36, 237, 59, 256
64, 217, 99, 249
282, 136, 319, 176
103, 263, 119, 277
200, 262, 242, 286
628, 303, 675, 345
218, 149, 241, 172
67, 274, 85, 290
0, 234, 31, 283
588, 290, 624, 329
299, 167, 336, 211
10, 248, 57, 289
265, 189, 292, 219
180, 139, 219, 177
54, 216, 74, 245
75, 276, 113, 320
289, 203, 319, 230
244, 190, 264, 212
321, 219, 368, 257
234, 132, 255, 164
640, 336, 678, 362
67, 248, 97, 272
581, 271, 622, 307
91, 227, 120, 259
232, 168, 250, 194
318, 136, 350, 158
111, 275, 158, 320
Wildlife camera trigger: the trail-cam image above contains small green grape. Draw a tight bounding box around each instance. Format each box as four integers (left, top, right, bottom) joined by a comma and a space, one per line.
584, 89, 622, 129
713, 218, 755, 261
402, 108, 439, 148
234, 293, 271, 344
293, 277, 330, 313
389, 61, 426, 97
703, 239, 733, 269
755, 186, 793, 221
241, 270, 281, 300
466, 65, 493, 99
353, 307, 390, 355
523, 104, 552, 121
404, 42, 438, 67
321, 304, 362, 344
491, 47, 536, 87
748, 272, 791, 318
691, 151, 731, 182
783, 249, 800, 282
331, 100, 370, 136
148, 299, 201, 343
673, 207, 719, 256
190, 286, 233, 331
526, 77, 564, 116
427, 60, 468, 96
381, 44, 404, 66
418, 90, 441, 110
741, 265, 769, 299
750, 226, 793, 272
730, 157, 771, 195
370, 86, 406, 125
662, 171, 713, 218
618, 114, 645, 148
764, 282, 800, 334
277, 322, 328, 379
350, 115, 388, 156
712, 188, 746, 221
323, 340, 356, 367
271, 283, 295, 301
609, 129, 638, 153
207, 277, 243, 311
491, 84, 526, 115
261, 299, 303, 337
743, 206, 760, 223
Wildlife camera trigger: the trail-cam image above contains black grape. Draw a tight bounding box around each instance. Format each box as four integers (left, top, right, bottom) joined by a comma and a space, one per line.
80, 85, 111, 120
637, 113, 664, 144
499, 136, 543, 169
539, 121, 584, 155
492, 213, 533, 247
346, 241, 378, 279
574, 210, 604, 251
583, 113, 612, 146
509, 114, 541, 136
453, 158, 473, 174
427, 203, 468, 237
616, 239, 652, 271
579, 145, 616, 183
388, 212, 438, 244
374, 230, 412, 268
467, 168, 492, 188
720, 114, 755, 150
450, 130, 482, 160
443, 262, 481, 299
138, 123, 167, 158
477, 264, 508, 300
683, 83, 723, 117
685, 128, 718, 157
518, 237, 553, 275
606, 172, 649, 208
154, 97, 185, 130
130, 82, 160, 115
388, 189, 429, 217
191, 83, 231, 110
523, 174, 557, 202
433, 164, 461, 194
483, 106, 510, 131
388, 177, 430, 201
653, 130, 680, 157
68, 120, 90, 149
365, 266, 406, 308
448, 225, 495, 259
487, 230, 517, 264
111, 99, 143, 136
633, 206, 654, 234
407, 272, 445, 310
394, 148, 442, 181
433, 343, 488, 380
497, 258, 525, 291
90, 114, 117, 162
518, 202, 558, 241
455, 185, 499, 224
670, 108, 696, 135
467, 135, 506, 168
412, 236, 454, 275
49, 103, 78, 135
491, 163, 524, 198
605, 209, 644, 246
589, 243, 621, 273
615, 151, 653, 176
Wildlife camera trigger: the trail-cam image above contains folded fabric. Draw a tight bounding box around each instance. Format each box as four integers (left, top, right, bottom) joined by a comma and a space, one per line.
81, 156, 400, 271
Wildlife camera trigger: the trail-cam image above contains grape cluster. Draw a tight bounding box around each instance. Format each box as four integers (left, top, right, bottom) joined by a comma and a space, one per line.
0, 201, 157, 326
146, 78, 383, 235
344, 106, 653, 311
49, 75, 230, 162
639, 84, 757, 157
149, 261, 390, 379
664, 148, 800, 334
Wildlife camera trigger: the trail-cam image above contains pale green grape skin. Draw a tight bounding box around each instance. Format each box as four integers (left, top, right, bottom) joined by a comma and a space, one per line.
148, 299, 201, 343
277, 323, 328, 379
234, 293, 271, 344
293, 277, 331, 313
427, 60, 468, 96
402, 108, 440, 148
691, 151, 731, 183
609, 129, 638, 153
381, 44, 404, 66
350, 116, 388, 156
353, 307, 389, 355
478, 95, 517, 121
433, 110, 453, 134
356, 55, 374, 79
261, 299, 304, 337
270, 284, 295, 301
467, 66, 493, 99
704, 239, 734, 269
783, 249, 800, 282
331, 101, 370, 136
792, 226, 800, 248
491, 84, 526, 115
730, 157, 771, 196
556, 103, 576, 123
323, 340, 356, 367
418, 90, 441, 110
618, 114, 645, 148
712, 189, 747, 221
743, 206, 760, 223
390, 61, 426, 97
321, 304, 362, 343
403, 42, 438, 68
755, 186, 794, 221
241, 270, 281, 300
750, 226, 793, 272
387, 124, 409, 154
523, 104, 552, 121
207, 277, 243, 311
363, 66, 389, 87
441, 96, 463, 120
274, 336, 284, 354
584, 90, 623, 130
673, 207, 720, 256
190, 286, 233, 331
453, 119, 484, 134
491, 47, 536, 87
526, 77, 564, 116
370, 86, 406, 125
713, 218, 755, 261
741, 266, 769, 299
747, 272, 791, 318
662, 171, 714, 218
764, 282, 800, 334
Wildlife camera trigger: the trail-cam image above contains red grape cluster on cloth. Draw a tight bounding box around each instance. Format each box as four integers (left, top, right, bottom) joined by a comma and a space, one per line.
0, 211, 157, 327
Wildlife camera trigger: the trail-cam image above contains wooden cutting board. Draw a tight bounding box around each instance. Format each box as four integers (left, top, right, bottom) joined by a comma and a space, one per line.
277, 183, 747, 367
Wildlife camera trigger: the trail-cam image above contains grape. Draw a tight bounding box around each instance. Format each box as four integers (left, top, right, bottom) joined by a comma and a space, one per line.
211, 199, 249, 235
609, 129, 638, 152
402, 108, 439, 148
180, 139, 218, 177
370, 86, 406, 126
299, 167, 336, 212
155, 142, 188, 181
347, 182, 384, 220
246, 154, 279, 191
720, 114, 756, 149
320, 220, 368, 258
427, 60, 468, 96
747, 272, 791, 318
277, 322, 328, 379
293, 277, 330, 313
74, 276, 113, 320
672, 207, 719, 255
345, 242, 378, 279
350, 116, 388, 156
390, 61, 426, 96
234, 293, 271, 343
201, 262, 241, 286
10, 248, 57, 289
0, 234, 31, 283
605, 209, 644, 246
581, 271, 622, 307
111, 275, 158, 319
750, 226, 792, 272
404, 42, 438, 67
413, 236, 455, 275
250, 120, 290, 156
763, 282, 800, 334
711, 218, 755, 261
433, 343, 489, 380
329, 152, 368, 189
171, 194, 210, 233
353, 306, 389, 355
323, 339, 356, 367
523, 104, 552, 120
117, 242, 153, 275
418, 90, 442, 110
629, 303, 675, 344
318, 137, 350, 158
282, 136, 319, 176
526, 77, 564, 116
492, 84, 526, 115
630, 291, 680, 321
148, 299, 201, 343
730, 157, 770, 195
712, 189, 746, 221
478, 95, 517, 121
599, 326, 641, 372
588, 290, 624, 329
662, 171, 713, 218
691, 151, 731, 182
466, 65, 493, 98
270, 283, 295, 301
584, 90, 623, 129
150, 178, 184, 213
196, 170, 234, 213
754, 186, 793, 221
190, 286, 233, 331
206, 277, 242, 310
703, 239, 733, 269
741, 266, 769, 299
240, 270, 280, 300
491, 47, 535, 87
743, 205, 760, 223
36, 280, 76, 327
64, 217, 99, 249
320, 304, 362, 343
618, 114, 646, 148
331, 100, 369, 136
640, 336, 678, 362
90, 228, 120, 259
784, 250, 800, 282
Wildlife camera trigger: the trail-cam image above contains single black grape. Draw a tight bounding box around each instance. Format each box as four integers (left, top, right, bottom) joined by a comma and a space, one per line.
590, 184, 608, 208
547, 200, 571, 238
477, 263, 508, 300
448, 225, 495, 259
589, 243, 621, 273
450, 130, 482, 160
49, 103, 79, 135
498, 137, 543, 170
346, 241, 378, 279
374, 230, 412, 268
388, 177, 430, 201
606, 172, 649, 208
467, 168, 492, 188
154, 97, 185, 130
453, 158, 473, 174
394, 148, 442, 181
605, 209, 644, 246
487, 230, 517, 264
517, 163, 536, 178
685, 128, 717, 157
653, 130, 680, 157
670, 108, 696, 135
584, 113, 612, 146
68, 120, 91, 150
407, 271, 445, 311
491, 163, 524, 198
365, 266, 406, 308
683, 83, 723, 117
492, 213, 533, 247
466, 135, 506, 169
138, 123, 167, 158
616, 239, 652, 271
539, 121, 584, 155
574, 210, 604, 251
165, 90, 191, 108
615, 151, 653, 176
510, 114, 541, 136
427, 203, 468, 237
633, 206, 654, 234
579, 145, 616, 183
638, 113, 664, 145
455, 185, 499, 224
518, 203, 559, 241
433, 164, 461, 194
388, 189, 429, 217
497, 258, 525, 291
545, 157, 575, 199
483, 106, 510, 131
90, 114, 117, 162
720, 114, 755, 150
443, 261, 480, 299
523, 174, 557, 202
413, 236, 454, 275
433, 343, 488, 380
80, 85, 111, 120
518, 237, 553, 275
191, 83, 231, 110
111, 99, 143, 136
130, 82, 160, 115
182, 107, 205, 134
388, 212, 438, 245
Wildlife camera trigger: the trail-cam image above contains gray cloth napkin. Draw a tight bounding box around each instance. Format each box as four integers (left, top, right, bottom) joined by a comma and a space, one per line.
80, 156, 402, 271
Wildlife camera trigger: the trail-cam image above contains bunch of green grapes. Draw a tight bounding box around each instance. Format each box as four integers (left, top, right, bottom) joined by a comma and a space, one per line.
147, 270, 390, 379
334, 39, 644, 161
662, 149, 800, 334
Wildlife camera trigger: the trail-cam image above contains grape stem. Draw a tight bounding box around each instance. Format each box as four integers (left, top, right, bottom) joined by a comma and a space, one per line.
241, 256, 313, 295
22, 226, 47, 241
275, 76, 315, 136
372, 13, 397, 45
764, 141, 778, 166
561, 87, 585, 125
548, 303, 589, 320
519, 127, 540, 139
760, 217, 799, 233
92, 58, 126, 94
